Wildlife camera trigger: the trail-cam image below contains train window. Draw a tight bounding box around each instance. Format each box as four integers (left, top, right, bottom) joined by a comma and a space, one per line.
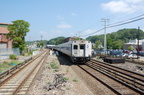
80, 45, 85, 49
74, 45, 78, 49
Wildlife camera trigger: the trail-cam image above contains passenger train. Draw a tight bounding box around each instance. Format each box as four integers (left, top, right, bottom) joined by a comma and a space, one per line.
52, 40, 92, 63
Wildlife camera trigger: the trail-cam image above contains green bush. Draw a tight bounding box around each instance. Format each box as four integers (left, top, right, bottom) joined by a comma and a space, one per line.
22, 53, 26, 56
50, 62, 58, 69
9, 54, 17, 60
73, 79, 78, 82
63, 77, 69, 81
28, 51, 33, 55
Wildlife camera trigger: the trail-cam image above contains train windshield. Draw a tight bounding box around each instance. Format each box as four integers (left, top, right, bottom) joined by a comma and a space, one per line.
74, 45, 78, 49
80, 45, 85, 49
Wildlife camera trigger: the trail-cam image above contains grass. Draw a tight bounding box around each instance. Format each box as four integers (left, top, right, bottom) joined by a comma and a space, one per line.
66, 87, 70, 90
0, 60, 22, 73
63, 77, 69, 81
47, 82, 51, 85
73, 78, 78, 82
50, 61, 59, 69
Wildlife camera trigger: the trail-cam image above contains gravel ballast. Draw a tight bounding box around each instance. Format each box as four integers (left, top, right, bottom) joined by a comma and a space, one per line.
27, 52, 93, 95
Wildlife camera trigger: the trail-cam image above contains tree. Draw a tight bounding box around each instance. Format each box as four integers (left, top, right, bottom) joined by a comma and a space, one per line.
107, 37, 113, 49
94, 40, 102, 50
40, 42, 44, 47
112, 40, 124, 49
47, 36, 66, 45
128, 46, 134, 50
6, 20, 30, 54
86, 28, 144, 49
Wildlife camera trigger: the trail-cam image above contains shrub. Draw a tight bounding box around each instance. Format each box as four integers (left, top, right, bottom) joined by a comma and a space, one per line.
28, 51, 33, 55
9, 54, 17, 60
73, 79, 78, 82
22, 53, 26, 56
50, 62, 58, 69
73, 78, 78, 82
63, 77, 69, 81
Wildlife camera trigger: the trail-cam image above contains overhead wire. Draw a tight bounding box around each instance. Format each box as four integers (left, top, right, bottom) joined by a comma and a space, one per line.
108, 14, 144, 26
81, 13, 144, 37
107, 14, 144, 28
81, 28, 104, 37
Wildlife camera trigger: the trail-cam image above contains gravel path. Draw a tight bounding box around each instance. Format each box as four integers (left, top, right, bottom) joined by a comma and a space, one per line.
27, 51, 93, 95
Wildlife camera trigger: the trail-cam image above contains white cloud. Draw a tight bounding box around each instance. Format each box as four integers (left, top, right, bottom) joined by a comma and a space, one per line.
57, 22, 72, 29
124, 0, 143, 4
71, 13, 77, 16
57, 24, 72, 29
101, 0, 144, 13
56, 15, 64, 20
40, 31, 47, 36
52, 30, 64, 34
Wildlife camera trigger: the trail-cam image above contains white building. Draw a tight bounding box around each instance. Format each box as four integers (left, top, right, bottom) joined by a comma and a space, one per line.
123, 39, 144, 50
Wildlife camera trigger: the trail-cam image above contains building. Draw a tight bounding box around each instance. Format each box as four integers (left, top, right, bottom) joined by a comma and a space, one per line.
0, 23, 12, 48
63, 37, 82, 43
123, 39, 144, 50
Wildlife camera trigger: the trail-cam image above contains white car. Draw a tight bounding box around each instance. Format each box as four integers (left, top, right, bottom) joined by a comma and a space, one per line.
126, 54, 139, 59
119, 53, 128, 57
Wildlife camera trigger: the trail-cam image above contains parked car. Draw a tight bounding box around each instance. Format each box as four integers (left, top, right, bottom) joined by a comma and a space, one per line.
139, 51, 144, 56
116, 53, 123, 57
121, 53, 128, 57
126, 54, 139, 59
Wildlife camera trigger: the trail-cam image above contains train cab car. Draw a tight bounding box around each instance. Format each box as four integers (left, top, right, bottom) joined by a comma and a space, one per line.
71, 40, 92, 63
52, 40, 92, 63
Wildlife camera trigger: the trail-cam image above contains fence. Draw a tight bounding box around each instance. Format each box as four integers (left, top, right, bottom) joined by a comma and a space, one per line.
0, 48, 20, 60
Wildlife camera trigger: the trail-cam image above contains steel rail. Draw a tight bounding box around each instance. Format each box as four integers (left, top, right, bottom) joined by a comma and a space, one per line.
90, 59, 144, 83
0, 50, 46, 87
13, 50, 49, 95
92, 59, 144, 77
0, 52, 41, 79
78, 65, 122, 95
87, 60, 144, 94
88, 63, 144, 91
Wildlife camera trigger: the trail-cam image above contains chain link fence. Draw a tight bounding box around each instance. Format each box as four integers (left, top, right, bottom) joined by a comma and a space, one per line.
0, 48, 20, 60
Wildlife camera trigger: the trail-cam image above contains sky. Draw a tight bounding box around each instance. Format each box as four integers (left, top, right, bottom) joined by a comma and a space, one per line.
1, 0, 144, 41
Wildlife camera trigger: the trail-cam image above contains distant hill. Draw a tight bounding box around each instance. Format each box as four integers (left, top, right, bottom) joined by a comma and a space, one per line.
86, 28, 144, 49
47, 36, 66, 45
47, 37, 82, 45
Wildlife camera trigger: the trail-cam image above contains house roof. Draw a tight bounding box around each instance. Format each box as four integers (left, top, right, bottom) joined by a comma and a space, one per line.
0, 27, 9, 33
0, 23, 12, 25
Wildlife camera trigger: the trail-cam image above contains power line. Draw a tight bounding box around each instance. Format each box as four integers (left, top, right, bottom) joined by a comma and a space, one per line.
108, 14, 144, 26
81, 13, 144, 37
81, 28, 104, 37
107, 16, 144, 28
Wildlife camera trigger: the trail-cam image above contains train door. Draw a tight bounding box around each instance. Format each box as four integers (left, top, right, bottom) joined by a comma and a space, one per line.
79, 44, 85, 56
73, 45, 78, 56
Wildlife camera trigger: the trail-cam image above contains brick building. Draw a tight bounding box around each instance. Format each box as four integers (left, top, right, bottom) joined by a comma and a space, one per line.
63, 37, 82, 43
0, 23, 12, 48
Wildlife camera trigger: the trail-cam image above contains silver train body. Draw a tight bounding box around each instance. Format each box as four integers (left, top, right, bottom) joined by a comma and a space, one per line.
53, 40, 92, 63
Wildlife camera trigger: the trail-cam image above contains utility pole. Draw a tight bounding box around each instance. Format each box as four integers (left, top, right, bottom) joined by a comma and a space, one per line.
137, 26, 140, 59
40, 35, 43, 49
79, 32, 80, 40
29, 36, 31, 49
101, 18, 109, 54
41, 35, 43, 41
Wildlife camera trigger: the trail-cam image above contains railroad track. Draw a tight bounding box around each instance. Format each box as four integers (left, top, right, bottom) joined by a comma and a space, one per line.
97, 54, 144, 65
78, 59, 144, 95
0, 49, 49, 95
